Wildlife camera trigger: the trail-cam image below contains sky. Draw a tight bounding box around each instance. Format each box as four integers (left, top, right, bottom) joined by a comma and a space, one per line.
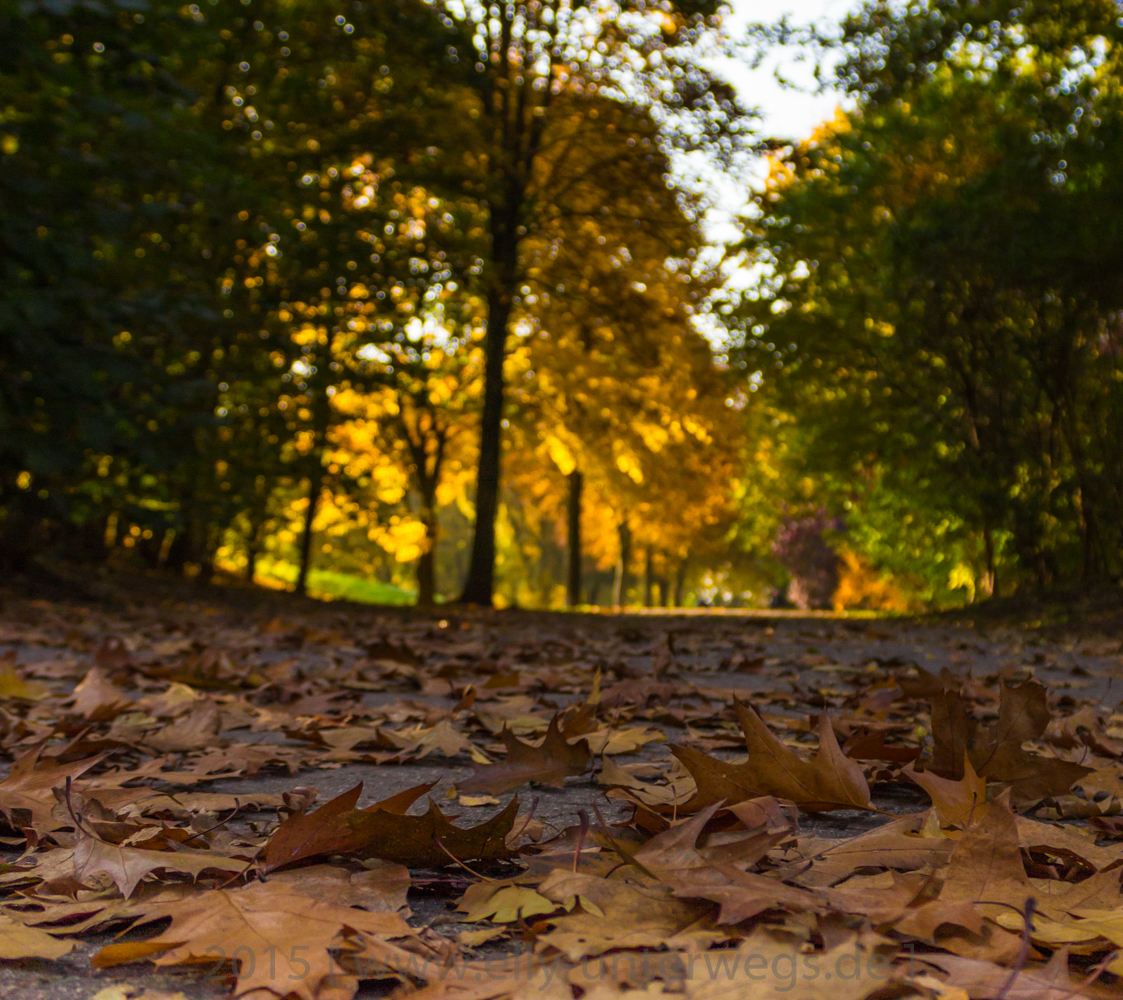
721, 0, 859, 140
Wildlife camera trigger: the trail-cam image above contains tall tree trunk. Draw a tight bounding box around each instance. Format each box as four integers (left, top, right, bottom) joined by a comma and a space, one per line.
416, 481, 438, 607
643, 547, 654, 607
459, 285, 514, 604
673, 556, 689, 608
245, 508, 265, 583
567, 470, 583, 607
982, 524, 996, 599
612, 519, 631, 608
295, 472, 320, 597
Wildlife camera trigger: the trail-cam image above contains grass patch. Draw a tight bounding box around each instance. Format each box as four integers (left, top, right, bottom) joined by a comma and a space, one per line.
255, 559, 415, 606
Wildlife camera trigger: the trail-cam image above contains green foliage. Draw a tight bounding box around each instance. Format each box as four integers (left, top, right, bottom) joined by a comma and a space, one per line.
255, 559, 414, 605
735, 0, 1123, 599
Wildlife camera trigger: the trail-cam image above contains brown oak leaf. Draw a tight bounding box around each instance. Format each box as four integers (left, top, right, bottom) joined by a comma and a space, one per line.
457, 714, 592, 795
672, 704, 870, 813
263, 781, 435, 873
347, 796, 520, 867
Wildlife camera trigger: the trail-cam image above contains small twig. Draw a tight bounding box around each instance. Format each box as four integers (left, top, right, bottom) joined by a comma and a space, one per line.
993, 896, 1036, 1000
511, 797, 539, 843
433, 836, 498, 882
180, 803, 242, 846
63, 776, 100, 840
1056, 950, 1117, 1000
218, 845, 262, 887
573, 809, 590, 873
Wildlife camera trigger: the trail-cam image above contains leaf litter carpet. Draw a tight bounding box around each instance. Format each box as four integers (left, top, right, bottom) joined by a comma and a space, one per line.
2, 584, 1123, 1000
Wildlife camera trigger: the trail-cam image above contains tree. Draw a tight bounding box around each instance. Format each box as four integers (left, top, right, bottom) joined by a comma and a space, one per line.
736, 0, 1123, 597
394, 0, 748, 604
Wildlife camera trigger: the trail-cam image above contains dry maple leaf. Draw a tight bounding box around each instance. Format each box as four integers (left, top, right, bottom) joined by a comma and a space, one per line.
939, 790, 1035, 921
70, 665, 131, 721
631, 800, 795, 883
0, 745, 106, 835
904, 755, 989, 828
140, 698, 226, 754
94, 881, 414, 1000
457, 714, 592, 796
930, 680, 1091, 801
73, 832, 251, 898
672, 705, 870, 813
263, 781, 435, 873
534, 869, 723, 960
624, 801, 816, 924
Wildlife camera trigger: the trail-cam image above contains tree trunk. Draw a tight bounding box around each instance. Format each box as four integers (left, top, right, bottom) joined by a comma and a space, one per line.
643, 547, 654, 607
612, 519, 631, 608
673, 556, 689, 608
416, 482, 438, 607
567, 470, 583, 607
459, 285, 514, 605
245, 509, 265, 583
246, 541, 259, 583
295, 473, 321, 596
982, 525, 996, 599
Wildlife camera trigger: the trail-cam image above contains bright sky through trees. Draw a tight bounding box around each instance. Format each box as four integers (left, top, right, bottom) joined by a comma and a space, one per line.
725, 0, 857, 139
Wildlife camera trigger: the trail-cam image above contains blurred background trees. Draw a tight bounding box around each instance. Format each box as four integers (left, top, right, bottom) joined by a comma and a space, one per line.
4, 0, 1122, 609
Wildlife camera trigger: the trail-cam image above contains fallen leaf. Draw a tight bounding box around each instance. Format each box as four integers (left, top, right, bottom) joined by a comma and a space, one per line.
905, 755, 989, 828
73, 832, 250, 898
672, 706, 870, 813
920, 948, 1098, 1000
938, 791, 1034, 919
265, 860, 410, 911
458, 715, 592, 795
534, 869, 722, 960
0, 912, 74, 959
457, 882, 557, 923
0, 664, 50, 701
347, 796, 520, 867
72, 666, 130, 720
0, 745, 106, 835
930, 681, 1091, 801
94, 881, 414, 1000
263, 781, 435, 873
140, 699, 226, 754
682, 929, 897, 1000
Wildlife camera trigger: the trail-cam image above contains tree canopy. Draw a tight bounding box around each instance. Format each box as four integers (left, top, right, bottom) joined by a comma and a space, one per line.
5, 0, 1120, 609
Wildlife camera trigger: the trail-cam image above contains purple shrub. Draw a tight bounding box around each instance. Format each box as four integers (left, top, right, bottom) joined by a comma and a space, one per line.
772, 509, 844, 610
